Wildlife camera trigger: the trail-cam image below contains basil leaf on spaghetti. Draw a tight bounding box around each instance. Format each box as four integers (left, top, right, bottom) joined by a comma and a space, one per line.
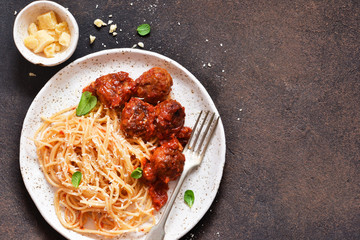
131, 167, 143, 179
71, 171, 82, 188
76, 91, 97, 116
184, 190, 194, 208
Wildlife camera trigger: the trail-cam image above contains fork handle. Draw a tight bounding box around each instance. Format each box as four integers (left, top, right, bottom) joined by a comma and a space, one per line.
145, 161, 197, 240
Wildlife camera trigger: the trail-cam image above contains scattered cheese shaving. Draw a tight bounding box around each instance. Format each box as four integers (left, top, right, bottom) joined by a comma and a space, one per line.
89, 35, 96, 44
137, 42, 144, 48
94, 19, 107, 28
29, 72, 37, 77
112, 32, 117, 36
109, 24, 117, 33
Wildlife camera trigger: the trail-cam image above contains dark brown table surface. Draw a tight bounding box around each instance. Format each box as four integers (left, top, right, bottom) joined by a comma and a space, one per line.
1, 0, 359, 239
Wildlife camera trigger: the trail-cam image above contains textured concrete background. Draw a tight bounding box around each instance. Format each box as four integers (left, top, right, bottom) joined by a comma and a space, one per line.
1, 0, 359, 239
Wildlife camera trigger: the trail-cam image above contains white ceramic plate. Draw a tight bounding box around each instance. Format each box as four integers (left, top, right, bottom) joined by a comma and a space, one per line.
19, 48, 226, 240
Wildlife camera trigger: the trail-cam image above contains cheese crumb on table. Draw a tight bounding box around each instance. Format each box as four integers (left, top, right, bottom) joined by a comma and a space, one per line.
137, 42, 144, 48
28, 72, 37, 77
94, 19, 107, 28
89, 35, 96, 44
109, 24, 117, 33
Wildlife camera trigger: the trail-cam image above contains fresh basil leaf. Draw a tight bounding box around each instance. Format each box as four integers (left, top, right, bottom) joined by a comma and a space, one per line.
76, 91, 97, 116
71, 171, 82, 188
184, 190, 194, 208
137, 24, 151, 36
131, 167, 143, 179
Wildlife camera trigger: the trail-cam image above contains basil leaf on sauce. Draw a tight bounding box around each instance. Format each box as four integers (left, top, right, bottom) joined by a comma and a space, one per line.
131, 167, 143, 179
71, 171, 82, 188
184, 190, 194, 208
76, 91, 97, 116
137, 24, 151, 36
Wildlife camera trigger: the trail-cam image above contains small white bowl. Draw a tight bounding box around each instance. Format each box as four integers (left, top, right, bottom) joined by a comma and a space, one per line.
13, 1, 79, 66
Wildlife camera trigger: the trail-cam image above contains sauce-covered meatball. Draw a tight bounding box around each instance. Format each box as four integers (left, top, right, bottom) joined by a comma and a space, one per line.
142, 138, 185, 210
148, 181, 169, 211
176, 126, 192, 147
155, 99, 185, 140
135, 67, 173, 104
83, 71, 136, 108
143, 163, 157, 183
150, 138, 185, 183
120, 98, 156, 141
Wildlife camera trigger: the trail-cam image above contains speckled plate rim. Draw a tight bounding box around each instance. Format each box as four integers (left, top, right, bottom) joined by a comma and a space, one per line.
19, 48, 226, 240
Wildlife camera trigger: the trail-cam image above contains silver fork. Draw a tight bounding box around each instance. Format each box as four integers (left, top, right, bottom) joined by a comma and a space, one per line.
145, 111, 219, 240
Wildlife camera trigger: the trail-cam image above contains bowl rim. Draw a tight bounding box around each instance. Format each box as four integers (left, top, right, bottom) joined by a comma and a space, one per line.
13, 0, 79, 67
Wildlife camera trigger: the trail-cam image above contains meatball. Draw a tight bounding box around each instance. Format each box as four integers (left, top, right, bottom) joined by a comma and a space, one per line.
120, 98, 156, 141
143, 162, 157, 183
148, 181, 169, 211
82, 81, 96, 96
155, 99, 185, 140
176, 126, 192, 147
83, 71, 136, 108
135, 67, 173, 104
150, 138, 185, 183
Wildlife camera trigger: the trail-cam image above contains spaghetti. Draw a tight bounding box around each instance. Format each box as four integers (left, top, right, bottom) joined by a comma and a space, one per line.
34, 103, 157, 237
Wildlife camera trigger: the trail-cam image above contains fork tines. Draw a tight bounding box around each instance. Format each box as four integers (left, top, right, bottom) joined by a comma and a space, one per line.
185, 111, 219, 159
